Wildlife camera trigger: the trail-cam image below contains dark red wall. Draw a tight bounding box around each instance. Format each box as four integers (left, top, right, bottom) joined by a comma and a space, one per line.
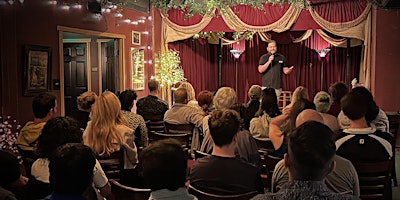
0, 0, 153, 124
371, 8, 400, 112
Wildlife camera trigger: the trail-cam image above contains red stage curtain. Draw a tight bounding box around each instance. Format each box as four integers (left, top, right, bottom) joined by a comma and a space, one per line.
310, 0, 368, 23
168, 33, 361, 103
229, 4, 291, 26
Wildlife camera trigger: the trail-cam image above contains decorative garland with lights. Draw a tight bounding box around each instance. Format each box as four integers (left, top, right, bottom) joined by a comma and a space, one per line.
151, 0, 309, 16
158, 50, 186, 86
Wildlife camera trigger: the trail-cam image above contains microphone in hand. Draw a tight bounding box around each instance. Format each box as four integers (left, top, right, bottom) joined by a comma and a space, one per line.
268, 54, 274, 62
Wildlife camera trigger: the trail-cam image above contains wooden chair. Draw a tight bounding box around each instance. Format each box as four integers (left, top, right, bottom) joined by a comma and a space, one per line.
193, 149, 210, 160
260, 154, 282, 191
110, 180, 151, 200
188, 185, 257, 200
352, 159, 392, 200
253, 137, 275, 156
143, 114, 165, 134
96, 150, 124, 181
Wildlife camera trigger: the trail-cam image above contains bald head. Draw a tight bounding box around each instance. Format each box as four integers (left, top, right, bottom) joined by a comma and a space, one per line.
296, 109, 323, 127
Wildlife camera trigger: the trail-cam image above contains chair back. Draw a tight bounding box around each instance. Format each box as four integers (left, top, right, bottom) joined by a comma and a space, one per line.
352, 159, 392, 199
151, 131, 191, 149
143, 114, 165, 134
110, 180, 151, 200
194, 150, 210, 160
96, 150, 124, 181
188, 185, 257, 200
253, 137, 275, 155
261, 155, 282, 191
164, 122, 195, 135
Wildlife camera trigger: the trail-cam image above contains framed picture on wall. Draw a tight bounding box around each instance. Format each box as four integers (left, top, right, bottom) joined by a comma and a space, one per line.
132, 31, 141, 45
131, 48, 145, 90
23, 45, 52, 96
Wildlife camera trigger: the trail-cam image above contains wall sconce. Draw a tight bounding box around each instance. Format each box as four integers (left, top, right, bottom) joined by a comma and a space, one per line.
230, 49, 243, 59
315, 48, 331, 58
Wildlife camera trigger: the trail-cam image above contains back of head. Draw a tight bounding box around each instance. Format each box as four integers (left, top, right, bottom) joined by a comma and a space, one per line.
329, 82, 348, 104
291, 86, 309, 104
285, 99, 315, 133
77, 91, 97, 111
197, 90, 213, 107
148, 79, 159, 92
313, 91, 331, 113
341, 91, 368, 121
248, 85, 262, 100
352, 86, 379, 122
287, 121, 335, 180
295, 109, 324, 127
91, 91, 125, 124
49, 143, 96, 195
119, 89, 137, 111
139, 139, 187, 191
213, 87, 237, 109
259, 88, 280, 117
32, 92, 57, 119
174, 88, 188, 104
209, 109, 240, 147
37, 116, 82, 158
0, 150, 21, 188
178, 82, 196, 101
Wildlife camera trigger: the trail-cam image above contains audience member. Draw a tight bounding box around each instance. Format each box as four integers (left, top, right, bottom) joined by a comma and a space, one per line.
285, 86, 309, 109
27, 116, 111, 199
337, 86, 389, 132
335, 91, 393, 162
200, 87, 261, 168
252, 121, 359, 200
136, 79, 169, 120
189, 109, 263, 195
75, 91, 97, 129
313, 91, 340, 132
197, 90, 213, 115
140, 139, 197, 200
44, 143, 96, 199
178, 82, 202, 111
164, 88, 204, 127
269, 98, 315, 158
244, 85, 262, 130
271, 109, 360, 197
84, 91, 138, 169
119, 89, 148, 148
328, 82, 348, 117
0, 150, 28, 200
250, 88, 281, 138
17, 92, 57, 154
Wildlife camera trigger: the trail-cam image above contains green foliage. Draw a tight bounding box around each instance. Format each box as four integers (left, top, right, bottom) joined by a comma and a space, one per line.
159, 50, 186, 86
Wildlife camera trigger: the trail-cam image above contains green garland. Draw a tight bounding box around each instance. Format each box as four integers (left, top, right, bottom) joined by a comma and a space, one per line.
151, 0, 308, 17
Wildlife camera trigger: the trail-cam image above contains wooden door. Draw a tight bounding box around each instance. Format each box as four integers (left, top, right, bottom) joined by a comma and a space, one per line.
102, 39, 119, 94
63, 43, 88, 125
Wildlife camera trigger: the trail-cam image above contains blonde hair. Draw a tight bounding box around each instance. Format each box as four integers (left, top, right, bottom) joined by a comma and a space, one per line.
313, 91, 331, 113
291, 86, 309, 106
213, 87, 237, 109
179, 82, 196, 101
86, 91, 128, 156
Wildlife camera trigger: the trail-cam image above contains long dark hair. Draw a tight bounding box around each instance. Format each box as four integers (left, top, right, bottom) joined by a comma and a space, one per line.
352, 87, 379, 123
256, 88, 281, 118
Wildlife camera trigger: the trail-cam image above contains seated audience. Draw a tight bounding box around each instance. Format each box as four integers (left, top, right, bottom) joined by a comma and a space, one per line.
44, 143, 96, 200
28, 116, 111, 199
136, 79, 169, 120
189, 109, 263, 195
119, 89, 148, 148
335, 91, 393, 162
197, 90, 213, 115
269, 99, 315, 158
244, 85, 262, 130
313, 91, 340, 132
164, 88, 204, 128
75, 91, 97, 129
84, 91, 138, 169
285, 86, 309, 109
250, 88, 281, 138
338, 86, 389, 132
328, 82, 348, 117
200, 87, 261, 168
16, 92, 57, 154
140, 139, 197, 200
0, 150, 28, 200
251, 121, 359, 200
271, 109, 360, 197
178, 81, 202, 111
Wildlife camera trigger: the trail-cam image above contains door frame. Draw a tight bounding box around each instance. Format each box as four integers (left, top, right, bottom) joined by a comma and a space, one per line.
58, 26, 126, 116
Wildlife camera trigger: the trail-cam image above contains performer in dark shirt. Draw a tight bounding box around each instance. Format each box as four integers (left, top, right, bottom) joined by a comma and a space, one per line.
258, 40, 294, 99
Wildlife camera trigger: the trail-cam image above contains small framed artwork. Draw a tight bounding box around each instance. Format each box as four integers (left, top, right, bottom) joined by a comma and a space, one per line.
132, 31, 141, 45
23, 45, 52, 96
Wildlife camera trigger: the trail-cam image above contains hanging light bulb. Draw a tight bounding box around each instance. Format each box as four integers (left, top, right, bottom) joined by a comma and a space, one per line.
8, 0, 14, 5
